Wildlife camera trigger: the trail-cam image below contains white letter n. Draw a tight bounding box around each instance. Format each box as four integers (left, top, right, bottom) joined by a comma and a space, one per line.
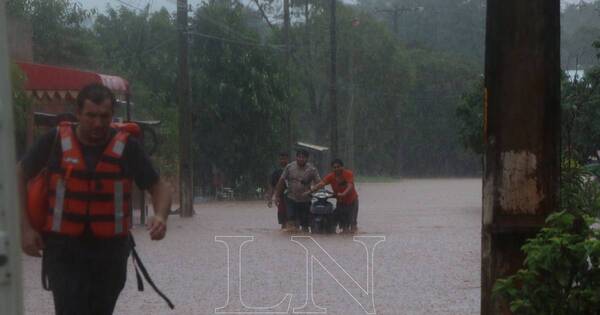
291, 236, 385, 315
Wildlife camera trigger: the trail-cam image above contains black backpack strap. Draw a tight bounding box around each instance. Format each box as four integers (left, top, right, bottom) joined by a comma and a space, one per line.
129, 233, 175, 310
41, 251, 50, 291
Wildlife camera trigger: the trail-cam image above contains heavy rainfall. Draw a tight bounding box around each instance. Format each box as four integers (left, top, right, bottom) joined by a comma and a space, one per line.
1, 0, 600, 314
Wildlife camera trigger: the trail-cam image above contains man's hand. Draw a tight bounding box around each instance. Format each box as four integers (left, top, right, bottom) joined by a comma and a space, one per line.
267, 200, 273, 208
302, 190, 313, 197
275, 196, 282, 207
22, 226, 44, 257
147, 215, 167, 241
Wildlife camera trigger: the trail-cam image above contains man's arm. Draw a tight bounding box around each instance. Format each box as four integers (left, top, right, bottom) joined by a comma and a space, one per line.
307, 174, 330, 195
273, 177, 286, 205
266, 171, 277, 207
17, 129, 57, 257
273, 165, 290, 205
126, 137, 171, 240
17, 163, 44, 257
338, 172, 355, 197
306, 180, 326, 195
146, 178, 172, 241
266, 181, 274, 207
338, 183, 354, 198
312, 167, 322, 185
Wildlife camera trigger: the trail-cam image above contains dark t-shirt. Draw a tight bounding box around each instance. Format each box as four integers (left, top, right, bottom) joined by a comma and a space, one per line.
21, 126, 159, 190
270, 168, 284, 188
270, 168, 288, 198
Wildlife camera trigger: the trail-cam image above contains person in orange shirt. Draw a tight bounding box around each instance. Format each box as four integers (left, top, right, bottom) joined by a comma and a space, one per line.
308, 159, 359, 233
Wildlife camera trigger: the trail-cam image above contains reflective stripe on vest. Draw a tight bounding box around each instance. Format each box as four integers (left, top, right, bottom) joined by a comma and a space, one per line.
51, 179, 66, 232
114, 181, 124, 234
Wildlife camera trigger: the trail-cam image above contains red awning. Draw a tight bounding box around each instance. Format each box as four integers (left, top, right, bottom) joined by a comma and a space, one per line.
16, 62, 130, 100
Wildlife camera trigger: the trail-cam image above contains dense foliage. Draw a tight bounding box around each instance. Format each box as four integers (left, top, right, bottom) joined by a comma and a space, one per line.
493, 209, 600, 315
7, 0, 492, 196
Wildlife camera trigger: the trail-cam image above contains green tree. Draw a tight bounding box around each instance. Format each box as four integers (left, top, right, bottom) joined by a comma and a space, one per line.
6, 0, 96, 67
190, 1, 289, 196
562, 1, 600, 70
456, 77, 484, 155
399, 50, 480, 175
92, 6, 179, 177
11, 63, 32, 157
563, 67, 600, 162
494, 211, 600, 315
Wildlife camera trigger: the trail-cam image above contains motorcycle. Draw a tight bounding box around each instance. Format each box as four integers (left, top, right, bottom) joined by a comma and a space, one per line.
309, 190, 337, 234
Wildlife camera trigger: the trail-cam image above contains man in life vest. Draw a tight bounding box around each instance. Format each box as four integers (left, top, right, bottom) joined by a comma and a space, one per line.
306, 159, 359, 233
17, 83, 172, 314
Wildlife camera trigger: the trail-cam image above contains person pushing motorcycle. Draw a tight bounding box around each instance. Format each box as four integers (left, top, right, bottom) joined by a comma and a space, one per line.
274, 149, 321, 232
307, 159, 359, 233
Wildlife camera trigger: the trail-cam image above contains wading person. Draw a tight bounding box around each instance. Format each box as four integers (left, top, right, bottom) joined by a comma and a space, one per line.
308, 159, 359, 233
17, 83, 172, 315
267, 152, 290, 230
274, 149, 321, 232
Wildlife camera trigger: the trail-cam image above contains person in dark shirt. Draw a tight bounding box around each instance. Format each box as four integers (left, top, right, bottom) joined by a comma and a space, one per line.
17, 83, 172, 315
267, 152, 290, 229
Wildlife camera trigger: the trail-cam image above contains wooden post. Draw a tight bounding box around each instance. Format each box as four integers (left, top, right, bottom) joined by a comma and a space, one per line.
329, 0, 338, 158
178, 0, 194, 217
284, 0, 293, 153
481, 1, 561, 314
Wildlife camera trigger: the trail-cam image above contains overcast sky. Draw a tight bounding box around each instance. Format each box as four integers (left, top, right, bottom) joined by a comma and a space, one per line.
80, 0, 592, 12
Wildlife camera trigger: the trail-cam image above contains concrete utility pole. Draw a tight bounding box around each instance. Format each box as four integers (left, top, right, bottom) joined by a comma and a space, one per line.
329, 0, 338, 158
284, 0, 293, 153
178, 0, 194, 217
0, 2, 24, 313
482, 1, 560, 314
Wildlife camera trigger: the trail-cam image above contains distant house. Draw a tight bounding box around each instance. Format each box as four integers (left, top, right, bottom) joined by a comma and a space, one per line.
565, 69, 585, 82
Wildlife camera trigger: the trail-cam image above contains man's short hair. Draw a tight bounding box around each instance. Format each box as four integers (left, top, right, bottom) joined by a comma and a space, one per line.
331, 158, 344, 167
279, 152, 290, 157
296, 149, 310, 158
77, 83, 116, 110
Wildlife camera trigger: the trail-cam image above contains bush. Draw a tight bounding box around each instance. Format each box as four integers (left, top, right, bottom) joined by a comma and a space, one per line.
561, 159, 600, 217
493, 159, 600, 314
493, 210, 600, 315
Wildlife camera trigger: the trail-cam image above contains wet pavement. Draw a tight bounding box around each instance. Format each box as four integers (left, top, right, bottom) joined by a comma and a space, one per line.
23, 179, 481, 315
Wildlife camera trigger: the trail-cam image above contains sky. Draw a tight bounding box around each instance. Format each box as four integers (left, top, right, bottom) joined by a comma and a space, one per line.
80, 0, 593, 13
82, 0, 356, 12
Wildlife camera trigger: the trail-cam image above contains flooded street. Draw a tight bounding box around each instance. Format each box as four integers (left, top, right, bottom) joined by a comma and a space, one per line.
23, 179, 481, 315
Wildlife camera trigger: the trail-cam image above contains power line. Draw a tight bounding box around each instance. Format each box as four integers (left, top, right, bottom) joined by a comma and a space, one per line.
188, 31, 285, 50
195, 13, 262, 44
115, 0, 144, 11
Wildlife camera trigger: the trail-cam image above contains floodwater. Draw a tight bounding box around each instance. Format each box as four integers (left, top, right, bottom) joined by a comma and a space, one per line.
23, 179, 481, 315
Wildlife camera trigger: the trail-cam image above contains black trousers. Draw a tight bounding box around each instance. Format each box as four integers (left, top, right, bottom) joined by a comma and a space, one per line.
277, 195, 289, 225
42, 234, 130, 315
336, 200, 359, 229
286, 199, 311, 228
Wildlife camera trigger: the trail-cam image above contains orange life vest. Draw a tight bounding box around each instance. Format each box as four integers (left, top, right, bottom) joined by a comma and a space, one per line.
42, 122, 134, 238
